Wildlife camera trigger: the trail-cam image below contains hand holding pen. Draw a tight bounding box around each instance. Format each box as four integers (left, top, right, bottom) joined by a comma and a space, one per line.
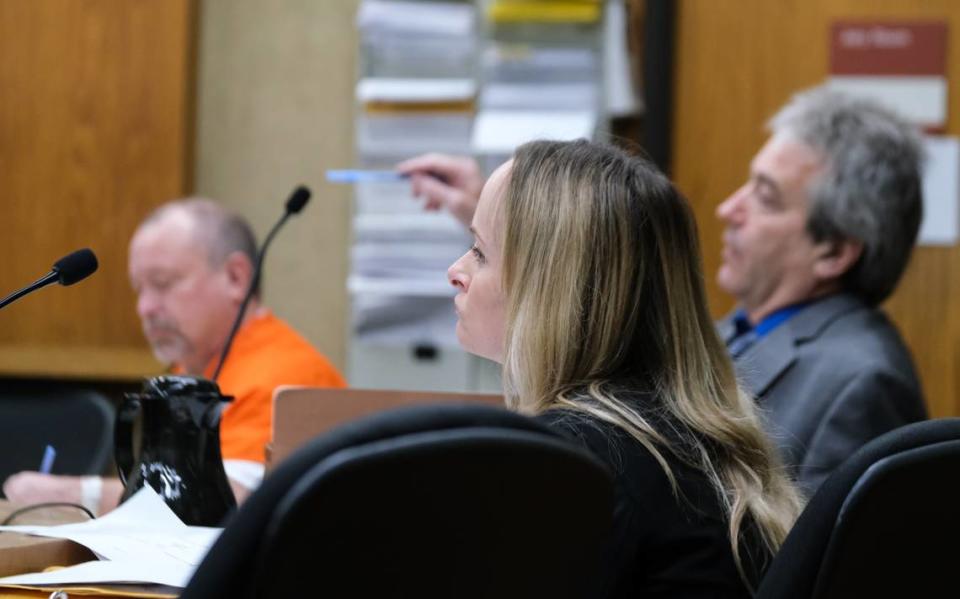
326, 153, 483, 229
396, 154, 482, 228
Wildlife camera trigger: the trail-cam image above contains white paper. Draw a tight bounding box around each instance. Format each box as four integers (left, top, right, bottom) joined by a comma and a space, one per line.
919, 135, 960, 246
482, 45, 596, 75
604, 0, 640, 116
827, 75, 947, 128
353, 213, 467, 243
471, 110, 597, 154
0, 560, 188, 589
0, 487, 221, 588
357, 78, 476, 103
348, 275, 455, 297
357, 0, 475, 37
481, 82, 597, 110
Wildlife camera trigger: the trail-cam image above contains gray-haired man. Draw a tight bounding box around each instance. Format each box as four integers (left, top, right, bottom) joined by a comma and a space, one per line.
716, 87, 928, 495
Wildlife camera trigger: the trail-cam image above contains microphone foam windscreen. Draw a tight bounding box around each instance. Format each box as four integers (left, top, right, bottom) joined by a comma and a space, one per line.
53, 248, 99, 286
285, 185, 311, 215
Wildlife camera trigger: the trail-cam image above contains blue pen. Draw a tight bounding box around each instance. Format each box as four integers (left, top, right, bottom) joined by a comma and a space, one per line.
39, 444, 56, 474
326, 169, 409, 184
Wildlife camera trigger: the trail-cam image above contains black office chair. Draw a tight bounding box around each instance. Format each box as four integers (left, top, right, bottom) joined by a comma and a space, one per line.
0, 384, 114, 494
756, 418, 960, 599
182, 403, 614, 599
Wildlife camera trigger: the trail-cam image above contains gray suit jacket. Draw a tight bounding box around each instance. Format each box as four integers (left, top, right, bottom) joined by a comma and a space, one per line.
719, 294, 927, 495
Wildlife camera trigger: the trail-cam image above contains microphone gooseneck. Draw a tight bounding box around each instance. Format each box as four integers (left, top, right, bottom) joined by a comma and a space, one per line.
211, 186, 312, 381
0, 248, 100, 310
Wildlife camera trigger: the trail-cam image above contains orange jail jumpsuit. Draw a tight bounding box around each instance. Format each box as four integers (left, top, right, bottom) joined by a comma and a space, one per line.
200, 311, 346, 463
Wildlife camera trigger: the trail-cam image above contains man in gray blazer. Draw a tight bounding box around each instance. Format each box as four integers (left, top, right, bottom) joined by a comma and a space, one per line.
716, 87, 928, 495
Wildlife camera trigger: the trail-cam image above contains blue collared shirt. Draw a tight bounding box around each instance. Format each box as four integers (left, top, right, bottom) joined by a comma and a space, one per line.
732, 303, 810, 340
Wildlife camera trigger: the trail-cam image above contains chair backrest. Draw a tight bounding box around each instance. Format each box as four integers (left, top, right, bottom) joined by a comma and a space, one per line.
183, 403, 614, 599
0, 384, 114, 493
756, 418, 960, 599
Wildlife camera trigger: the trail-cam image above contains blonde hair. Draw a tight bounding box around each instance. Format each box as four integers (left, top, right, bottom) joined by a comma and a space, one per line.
499, 140, 802, 581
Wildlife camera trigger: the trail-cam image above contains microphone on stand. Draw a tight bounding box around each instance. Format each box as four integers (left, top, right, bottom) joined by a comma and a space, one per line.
211, 186, 312, 381
0, 248, 99, 310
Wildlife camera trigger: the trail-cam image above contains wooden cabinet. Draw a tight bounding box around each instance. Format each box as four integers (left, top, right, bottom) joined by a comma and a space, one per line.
0, 1, 196, 379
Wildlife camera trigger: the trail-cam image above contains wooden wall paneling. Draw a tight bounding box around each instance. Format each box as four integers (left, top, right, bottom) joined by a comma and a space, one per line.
0, 1, 195, 379
672, 0, 960, 417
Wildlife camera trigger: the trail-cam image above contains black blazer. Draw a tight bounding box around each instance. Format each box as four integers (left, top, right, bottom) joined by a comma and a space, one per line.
538, 402, 766, 598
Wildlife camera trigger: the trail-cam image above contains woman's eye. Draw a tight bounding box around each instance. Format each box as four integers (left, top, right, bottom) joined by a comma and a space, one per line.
470, 245, 486, 264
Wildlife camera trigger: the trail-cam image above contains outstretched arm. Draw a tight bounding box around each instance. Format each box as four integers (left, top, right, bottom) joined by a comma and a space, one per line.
3, 470, 256, 515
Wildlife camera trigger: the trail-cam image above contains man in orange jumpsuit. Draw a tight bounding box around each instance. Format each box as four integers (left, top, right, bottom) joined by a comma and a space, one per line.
3, 198, 345, 512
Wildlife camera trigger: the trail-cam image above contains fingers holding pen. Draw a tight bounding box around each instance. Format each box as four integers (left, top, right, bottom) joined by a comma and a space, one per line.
411, 172, 455, 210
396, 154, 483, 227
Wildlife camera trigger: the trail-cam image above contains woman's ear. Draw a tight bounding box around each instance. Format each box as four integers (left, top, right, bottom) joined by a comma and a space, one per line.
813, 238, 863, 282
223, 251, 254, 301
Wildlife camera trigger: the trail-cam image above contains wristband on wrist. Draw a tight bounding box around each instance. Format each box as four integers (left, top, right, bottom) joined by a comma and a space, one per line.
80, 476, 103, 516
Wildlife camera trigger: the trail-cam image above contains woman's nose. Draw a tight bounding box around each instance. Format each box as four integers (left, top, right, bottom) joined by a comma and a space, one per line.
448, 253, 470, 291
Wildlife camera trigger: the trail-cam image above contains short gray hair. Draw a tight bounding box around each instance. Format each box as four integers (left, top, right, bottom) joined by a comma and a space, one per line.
769, 87, 924, 305
141, 198, 261, 296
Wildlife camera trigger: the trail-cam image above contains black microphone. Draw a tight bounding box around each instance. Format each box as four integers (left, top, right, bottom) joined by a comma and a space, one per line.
0, 248, 99, 311
212, 186, 311, 381
285, 186, 310, 215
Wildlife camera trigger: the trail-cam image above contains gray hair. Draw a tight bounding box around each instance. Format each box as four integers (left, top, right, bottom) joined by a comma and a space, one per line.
769, 87, 924, 305
141, 198, 261, 296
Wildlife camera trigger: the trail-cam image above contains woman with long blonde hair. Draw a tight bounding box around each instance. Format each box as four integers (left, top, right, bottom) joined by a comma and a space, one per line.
447, 140, 802, 597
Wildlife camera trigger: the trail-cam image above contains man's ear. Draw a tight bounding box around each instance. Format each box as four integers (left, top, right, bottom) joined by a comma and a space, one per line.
222, 251, 254, 301
813, 238, 863, 281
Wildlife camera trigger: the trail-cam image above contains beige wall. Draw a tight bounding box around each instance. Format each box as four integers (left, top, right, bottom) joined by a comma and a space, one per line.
195, 0, 359, 370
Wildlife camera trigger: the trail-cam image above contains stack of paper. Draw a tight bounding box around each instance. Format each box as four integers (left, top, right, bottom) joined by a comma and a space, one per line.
356, 77, 476, 156
0, 487, 220, 590
357, 0, 476, 81
358, 0, 475, 37
357, 78, 477, 104
473, 1, 604, 160
349, 1, 478, 357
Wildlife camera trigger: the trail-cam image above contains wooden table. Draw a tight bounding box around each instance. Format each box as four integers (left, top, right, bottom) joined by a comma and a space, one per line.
0, 501, 93, 578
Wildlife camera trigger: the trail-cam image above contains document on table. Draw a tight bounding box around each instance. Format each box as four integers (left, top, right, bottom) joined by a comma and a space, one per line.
0, 486, 221, 588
